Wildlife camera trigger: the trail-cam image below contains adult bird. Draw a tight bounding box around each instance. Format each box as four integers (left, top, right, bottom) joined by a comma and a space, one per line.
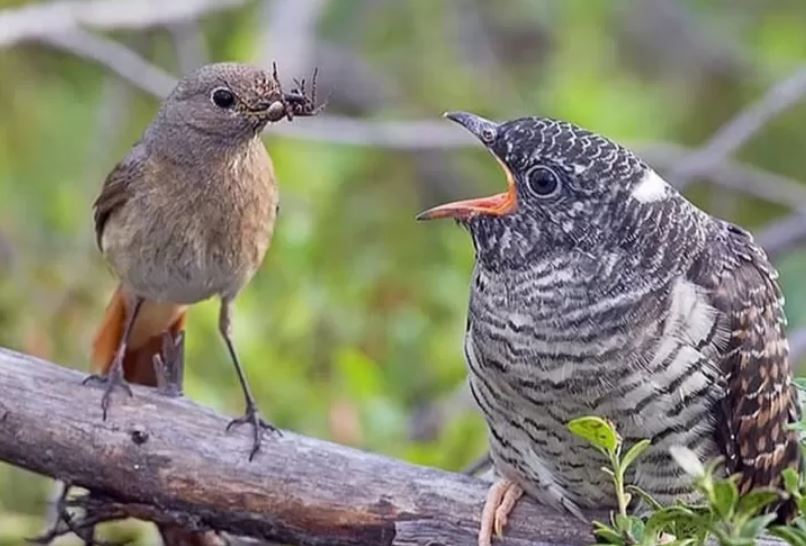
417, 112, 801, 545
89, 62, 318, 460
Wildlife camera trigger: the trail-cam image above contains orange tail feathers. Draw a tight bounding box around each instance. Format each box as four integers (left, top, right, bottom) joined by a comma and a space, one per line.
91, 286, 187, 387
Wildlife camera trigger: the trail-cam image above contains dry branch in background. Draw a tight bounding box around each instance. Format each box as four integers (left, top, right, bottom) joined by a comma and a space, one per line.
4, 1, 805, 211
671, 65, 806, 188
39, 29, 177, 97
0, 346, 606, 546
0, 0, 246, 46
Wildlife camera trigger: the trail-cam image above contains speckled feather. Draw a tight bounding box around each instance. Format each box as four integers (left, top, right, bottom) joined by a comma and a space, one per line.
454, 116, 801, 515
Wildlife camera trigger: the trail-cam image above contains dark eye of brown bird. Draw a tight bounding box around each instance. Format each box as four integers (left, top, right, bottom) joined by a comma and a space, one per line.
211, 87, 235, 108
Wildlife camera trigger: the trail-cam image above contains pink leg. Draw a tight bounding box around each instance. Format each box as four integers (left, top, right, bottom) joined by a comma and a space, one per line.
478, 478, 524, 546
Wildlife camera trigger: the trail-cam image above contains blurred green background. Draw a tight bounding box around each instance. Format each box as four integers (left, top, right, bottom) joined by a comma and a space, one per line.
0, 0, 805, 544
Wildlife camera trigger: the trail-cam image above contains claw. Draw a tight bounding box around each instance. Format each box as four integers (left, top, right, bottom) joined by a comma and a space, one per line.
226, 404, 280, 461
153, 331, 185, 397
82, 356, 132, 421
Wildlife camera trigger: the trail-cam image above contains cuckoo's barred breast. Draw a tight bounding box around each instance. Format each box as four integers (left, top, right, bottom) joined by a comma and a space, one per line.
421, 113, 802, 517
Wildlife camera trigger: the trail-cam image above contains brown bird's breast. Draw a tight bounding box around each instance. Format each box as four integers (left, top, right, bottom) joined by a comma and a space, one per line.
101, 137, 278, 304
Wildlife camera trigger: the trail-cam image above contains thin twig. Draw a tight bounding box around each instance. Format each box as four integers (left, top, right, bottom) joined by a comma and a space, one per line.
756, 213, 806, 261
671, 65, 806, 188
169, 20, 209, 73
259, 0, 325, 75
789, 327, 806, 364
38, 30, 176, 97
640, 142, 806, 213
0, 0, 246, 47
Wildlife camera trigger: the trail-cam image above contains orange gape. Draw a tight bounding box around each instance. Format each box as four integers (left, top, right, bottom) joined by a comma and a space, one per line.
91, 287, 187, 386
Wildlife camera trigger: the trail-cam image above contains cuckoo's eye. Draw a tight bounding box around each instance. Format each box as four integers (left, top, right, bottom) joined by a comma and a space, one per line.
524, 166, 560, 198
211, 88, 235, 108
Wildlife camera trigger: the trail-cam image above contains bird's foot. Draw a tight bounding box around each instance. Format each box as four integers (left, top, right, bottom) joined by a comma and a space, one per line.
226, 403, 280, 461
478, 478, 523, 546
82, 355, 132, 421
153, 331, 185, 397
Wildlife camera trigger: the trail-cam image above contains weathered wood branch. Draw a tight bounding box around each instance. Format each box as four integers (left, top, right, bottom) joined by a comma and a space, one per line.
0, 346, 600, 546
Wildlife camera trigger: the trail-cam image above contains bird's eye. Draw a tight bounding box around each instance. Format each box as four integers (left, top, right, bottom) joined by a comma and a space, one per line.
211, 88, 235, 108
524, 166, 560, 198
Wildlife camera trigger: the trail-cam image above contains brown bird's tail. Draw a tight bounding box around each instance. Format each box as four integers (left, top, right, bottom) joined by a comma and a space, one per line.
91, 286, 187, 386
92, 287, 224, 546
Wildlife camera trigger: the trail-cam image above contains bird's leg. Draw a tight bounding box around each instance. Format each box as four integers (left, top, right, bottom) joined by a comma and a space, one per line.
219, 298, 279, 461
83, 296, 143, 420
153, 330, 185, 397
478, 478, 523, 546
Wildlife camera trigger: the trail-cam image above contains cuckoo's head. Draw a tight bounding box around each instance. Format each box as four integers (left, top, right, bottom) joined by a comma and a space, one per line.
156, 62, 295, 142
417, 112, 675, 269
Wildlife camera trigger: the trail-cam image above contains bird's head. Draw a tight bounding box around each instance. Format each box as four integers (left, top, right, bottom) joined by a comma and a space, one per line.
417, 112, 677, 270
156, 63, 295, 142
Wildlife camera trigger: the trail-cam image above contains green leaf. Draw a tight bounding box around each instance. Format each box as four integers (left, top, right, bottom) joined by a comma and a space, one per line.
770, 525, 806, 546
669, 446, 705, 478
627, 516, 646, 542
621, 438, 651, 472
793, 377, 806, 392
614, 513, 637, 533
626, 484, 663, 510
712, 480, 738, 519
568, 416, 620, 453
645, 506, 697, 535
593, 520, 625, 544
783, 468, 801, 495
736, 488, 781, 516
739, 513, 778, 539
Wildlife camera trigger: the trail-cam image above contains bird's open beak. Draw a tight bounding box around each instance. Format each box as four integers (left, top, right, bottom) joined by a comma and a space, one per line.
416, 112, 518, 221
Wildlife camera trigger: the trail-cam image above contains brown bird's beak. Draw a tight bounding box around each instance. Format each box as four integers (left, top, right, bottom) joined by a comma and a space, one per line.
416, 112, 518, 221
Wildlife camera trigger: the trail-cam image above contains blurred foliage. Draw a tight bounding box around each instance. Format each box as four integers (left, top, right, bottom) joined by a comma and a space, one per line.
0, 0, 806, 543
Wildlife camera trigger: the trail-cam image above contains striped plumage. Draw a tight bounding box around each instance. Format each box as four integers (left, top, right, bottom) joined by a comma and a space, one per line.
419, 113, 801, 526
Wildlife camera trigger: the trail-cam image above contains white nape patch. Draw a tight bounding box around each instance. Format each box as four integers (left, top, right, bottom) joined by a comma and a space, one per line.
631, 169, 670, 203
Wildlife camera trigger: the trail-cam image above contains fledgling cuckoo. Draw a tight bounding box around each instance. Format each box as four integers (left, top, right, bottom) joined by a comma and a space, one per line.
418, 112, 802, 545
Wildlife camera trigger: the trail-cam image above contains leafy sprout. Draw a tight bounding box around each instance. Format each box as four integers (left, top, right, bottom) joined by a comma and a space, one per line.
567, 415, 805, 546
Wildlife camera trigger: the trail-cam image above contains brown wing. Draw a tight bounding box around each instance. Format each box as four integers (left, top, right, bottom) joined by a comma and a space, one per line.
93, 143, 147, 250
704, 225, 801, 497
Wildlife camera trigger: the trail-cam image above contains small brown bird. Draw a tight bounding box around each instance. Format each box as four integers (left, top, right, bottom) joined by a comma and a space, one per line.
88, 62, 318, 464
418, 112, 801, 545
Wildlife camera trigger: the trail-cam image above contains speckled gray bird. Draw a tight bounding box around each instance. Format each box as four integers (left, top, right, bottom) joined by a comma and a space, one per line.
417, 112, 802, 545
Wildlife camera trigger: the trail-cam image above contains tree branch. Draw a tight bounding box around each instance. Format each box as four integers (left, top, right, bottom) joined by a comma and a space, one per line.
0, 346, 602, 546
